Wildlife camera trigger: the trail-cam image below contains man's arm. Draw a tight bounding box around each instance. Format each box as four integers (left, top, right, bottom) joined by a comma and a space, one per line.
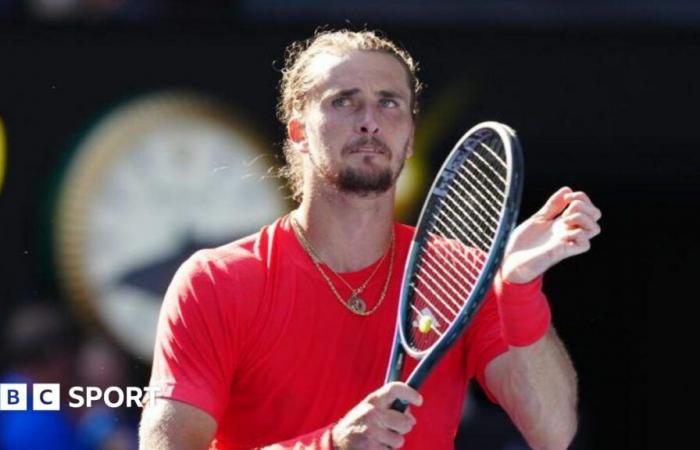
139, 399, 217, 450
139, 383, 420, 450
483, 186, 601, 449
484, 327, 578, 450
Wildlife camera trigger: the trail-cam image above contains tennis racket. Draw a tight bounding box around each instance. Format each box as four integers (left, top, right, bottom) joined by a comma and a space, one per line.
385, 121, 524, 411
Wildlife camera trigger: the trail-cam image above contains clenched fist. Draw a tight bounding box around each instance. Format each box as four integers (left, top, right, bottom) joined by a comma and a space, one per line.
332, 382, 423, 450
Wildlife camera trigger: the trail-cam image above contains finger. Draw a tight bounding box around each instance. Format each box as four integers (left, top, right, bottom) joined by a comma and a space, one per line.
405, 408, 415, 423
563, 213, 601, 237
372, 383, 423, 408
562, 191, 602, 219
564, 190, 601, 221
563, 190, 592, 204
536, 186, 573, 220
562, 199, 602, 222
379, 409, 416, 434
562, 229, 592, 256
370, 426, 405, 449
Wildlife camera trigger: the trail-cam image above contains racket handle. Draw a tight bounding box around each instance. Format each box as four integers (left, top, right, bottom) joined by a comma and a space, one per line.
390, 398, 409, 413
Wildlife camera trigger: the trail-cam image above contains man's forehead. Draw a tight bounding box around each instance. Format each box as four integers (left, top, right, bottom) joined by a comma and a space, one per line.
306, 50, 411, 97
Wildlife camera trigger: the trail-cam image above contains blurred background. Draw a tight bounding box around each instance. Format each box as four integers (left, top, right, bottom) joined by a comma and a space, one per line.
2, 1, 696, 449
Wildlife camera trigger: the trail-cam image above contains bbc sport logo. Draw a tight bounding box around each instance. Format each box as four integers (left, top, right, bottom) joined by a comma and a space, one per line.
0, 384, 160, 411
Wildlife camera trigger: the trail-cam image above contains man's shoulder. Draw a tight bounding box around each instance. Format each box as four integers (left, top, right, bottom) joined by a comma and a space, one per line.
161, 227, 275, 317
396, 222, 415, 235
395, 222, 416, 247
184, 229, 270, 281
199, 232, 261, 263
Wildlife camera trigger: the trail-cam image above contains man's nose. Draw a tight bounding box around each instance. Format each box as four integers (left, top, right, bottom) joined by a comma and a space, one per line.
356, 105, 380, 135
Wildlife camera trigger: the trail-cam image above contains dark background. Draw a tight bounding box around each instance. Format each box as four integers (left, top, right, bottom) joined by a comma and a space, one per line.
1, 2, 697, 448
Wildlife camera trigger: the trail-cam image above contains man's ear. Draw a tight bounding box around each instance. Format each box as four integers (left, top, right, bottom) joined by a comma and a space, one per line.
288, 118, 307, 149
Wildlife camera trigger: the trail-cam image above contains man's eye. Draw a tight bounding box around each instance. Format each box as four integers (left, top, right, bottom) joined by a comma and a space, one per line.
332, 97, 351, 107
379, 98, 398, 108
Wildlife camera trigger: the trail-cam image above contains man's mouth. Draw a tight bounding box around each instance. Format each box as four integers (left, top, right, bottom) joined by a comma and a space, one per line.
351, 145, 386, 154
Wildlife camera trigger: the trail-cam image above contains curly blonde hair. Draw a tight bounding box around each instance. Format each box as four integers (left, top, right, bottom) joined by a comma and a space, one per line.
277, 29, 422, 202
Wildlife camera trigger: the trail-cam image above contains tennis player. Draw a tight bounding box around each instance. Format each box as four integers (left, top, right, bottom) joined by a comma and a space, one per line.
140, 29, 601, 450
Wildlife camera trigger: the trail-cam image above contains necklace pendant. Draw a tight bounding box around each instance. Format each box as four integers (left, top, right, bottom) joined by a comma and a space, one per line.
347, 294, 367, 314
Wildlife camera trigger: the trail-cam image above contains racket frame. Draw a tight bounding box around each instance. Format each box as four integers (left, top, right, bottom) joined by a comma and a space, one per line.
385, 121, 524, 391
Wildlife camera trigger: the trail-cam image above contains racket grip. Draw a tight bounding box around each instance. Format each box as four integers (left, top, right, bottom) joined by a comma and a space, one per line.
390, 398, 409, 413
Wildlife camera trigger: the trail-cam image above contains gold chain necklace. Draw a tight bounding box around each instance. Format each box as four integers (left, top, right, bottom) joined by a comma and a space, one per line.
290, 216, 395, 316
292, 217, 390, 295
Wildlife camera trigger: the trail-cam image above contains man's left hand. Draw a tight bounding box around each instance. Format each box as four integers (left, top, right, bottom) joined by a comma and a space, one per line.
500, 186, 602, 284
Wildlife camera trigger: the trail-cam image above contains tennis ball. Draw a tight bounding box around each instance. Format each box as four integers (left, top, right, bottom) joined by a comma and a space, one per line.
418, 315, 433, 333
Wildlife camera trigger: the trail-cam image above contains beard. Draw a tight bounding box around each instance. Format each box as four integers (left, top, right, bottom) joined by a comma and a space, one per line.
336, 163, 394, 195
307, 135, 410, 197
334, 136, 408, 196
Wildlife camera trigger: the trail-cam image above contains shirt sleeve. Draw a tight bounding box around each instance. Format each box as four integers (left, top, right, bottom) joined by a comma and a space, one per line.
148, 250, 250, 423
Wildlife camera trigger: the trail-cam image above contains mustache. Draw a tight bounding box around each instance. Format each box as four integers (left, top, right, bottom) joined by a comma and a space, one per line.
343, 136, 391, 154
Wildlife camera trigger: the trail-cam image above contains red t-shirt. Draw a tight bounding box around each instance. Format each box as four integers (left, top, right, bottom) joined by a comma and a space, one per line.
149, 216, 533, 449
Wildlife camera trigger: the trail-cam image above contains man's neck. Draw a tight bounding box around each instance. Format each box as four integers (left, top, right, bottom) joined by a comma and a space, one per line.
294, 185, 396, 273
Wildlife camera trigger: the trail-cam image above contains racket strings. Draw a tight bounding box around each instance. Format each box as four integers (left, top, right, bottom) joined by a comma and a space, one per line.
432, 206, 492, 252
453, 172, 501, 223
446, 184, 498, 230
434, 136, 506, 251
407, 134, 508, 352
417, 250, 472, 307
473, 143, 507, 185
413, 273, 460, 313
413, 242, 478, 315
409, 242, 482, 340
423, 234, 481, 286
410, 283, 457, 323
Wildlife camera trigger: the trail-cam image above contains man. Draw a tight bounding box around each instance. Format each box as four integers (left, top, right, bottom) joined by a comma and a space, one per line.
140, 29, 601, 450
